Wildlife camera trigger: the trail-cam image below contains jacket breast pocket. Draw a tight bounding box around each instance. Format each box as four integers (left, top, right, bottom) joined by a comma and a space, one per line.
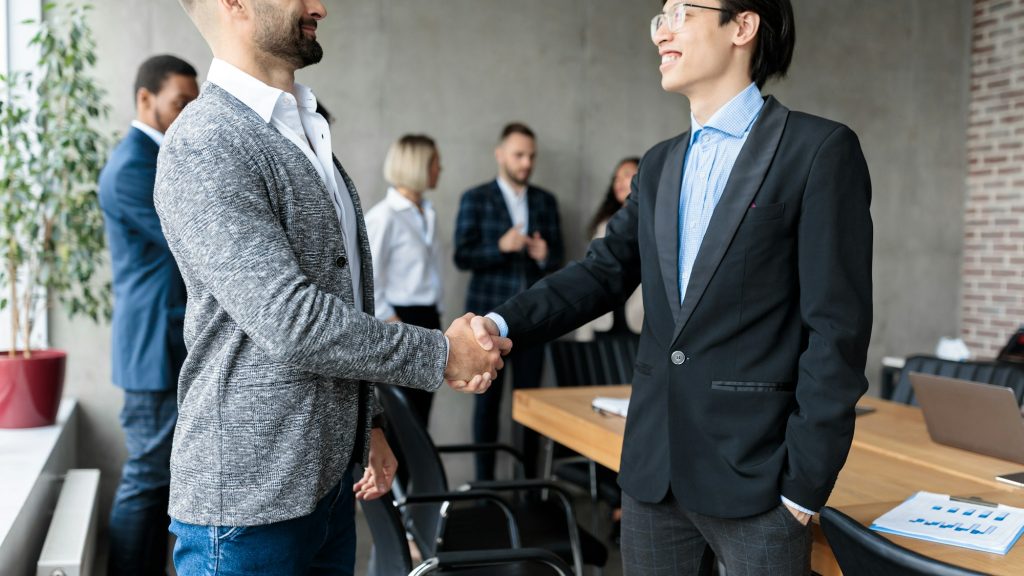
711, 380, 795, 393
744, 202, 785, 222
634, 362, 653, 377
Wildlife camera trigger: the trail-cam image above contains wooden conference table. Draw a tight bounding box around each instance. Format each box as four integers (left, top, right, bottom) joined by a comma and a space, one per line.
512, 386, 1024, 575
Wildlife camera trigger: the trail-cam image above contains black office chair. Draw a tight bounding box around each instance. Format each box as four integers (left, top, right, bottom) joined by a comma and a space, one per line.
377, 385, 608, 576
544, 334, 638, 510
890, 355, 1024, 405
361, 496, 575, 576
820, 507, 987, 576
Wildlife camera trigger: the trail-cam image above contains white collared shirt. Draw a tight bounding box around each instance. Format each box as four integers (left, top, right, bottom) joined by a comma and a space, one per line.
131, 119, 164, 147
206, 58, 362, 309
496, 177, 529, 234
364, 188, 444, 320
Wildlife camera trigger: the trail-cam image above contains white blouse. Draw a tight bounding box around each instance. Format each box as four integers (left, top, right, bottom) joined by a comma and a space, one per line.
364, 188, 444, 320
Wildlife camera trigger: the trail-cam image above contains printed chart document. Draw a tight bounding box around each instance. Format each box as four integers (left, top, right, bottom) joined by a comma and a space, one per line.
870, 491, 1024, 555
591, 397, 629, 418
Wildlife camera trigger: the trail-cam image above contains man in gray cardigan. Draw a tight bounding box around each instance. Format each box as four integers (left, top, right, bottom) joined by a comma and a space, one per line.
158, 1, 508, 573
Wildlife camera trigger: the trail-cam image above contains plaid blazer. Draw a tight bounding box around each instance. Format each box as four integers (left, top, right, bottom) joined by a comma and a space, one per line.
454, 180, 563, 314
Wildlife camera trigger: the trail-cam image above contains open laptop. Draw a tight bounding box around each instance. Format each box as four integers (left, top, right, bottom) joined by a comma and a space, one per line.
909, 372, 1024, 464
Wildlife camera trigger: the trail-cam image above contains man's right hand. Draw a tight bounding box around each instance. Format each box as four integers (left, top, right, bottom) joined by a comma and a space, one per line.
444, 313, 512, 393
498, 225, 528, 253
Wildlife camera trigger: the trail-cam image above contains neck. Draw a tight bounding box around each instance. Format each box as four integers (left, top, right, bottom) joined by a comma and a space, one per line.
134, 116, 162, 134
396, 187, 423, 207
500, 175, 527, 196
686, 74, 754, 126
214, 44, 296, 94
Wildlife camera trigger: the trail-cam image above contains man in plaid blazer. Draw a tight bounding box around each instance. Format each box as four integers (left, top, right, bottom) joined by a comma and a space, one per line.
454, 123, 564, 480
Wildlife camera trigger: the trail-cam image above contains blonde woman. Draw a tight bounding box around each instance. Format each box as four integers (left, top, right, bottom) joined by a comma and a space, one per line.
365, 134, 444, 426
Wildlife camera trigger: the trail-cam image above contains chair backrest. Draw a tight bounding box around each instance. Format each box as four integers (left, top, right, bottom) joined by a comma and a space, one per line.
820, 507, 987, 576
360, 497, 413, 576
891, 355, 1024, 406
549, 333, 639, 388
377, 384, 450, 556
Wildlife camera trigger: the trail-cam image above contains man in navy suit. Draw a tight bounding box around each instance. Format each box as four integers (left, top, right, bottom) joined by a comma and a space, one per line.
99, 55, 198, 576
454, 123, 564, 480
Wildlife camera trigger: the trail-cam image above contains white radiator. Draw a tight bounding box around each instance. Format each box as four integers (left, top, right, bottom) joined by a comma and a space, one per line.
36, 469, 100, 576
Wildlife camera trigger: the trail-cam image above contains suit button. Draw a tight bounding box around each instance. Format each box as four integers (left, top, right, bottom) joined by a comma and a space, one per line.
671, 351, 686, 365
336, 256, 347, 268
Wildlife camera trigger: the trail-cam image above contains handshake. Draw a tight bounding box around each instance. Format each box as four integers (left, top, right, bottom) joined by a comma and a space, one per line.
442, 313, 508, 394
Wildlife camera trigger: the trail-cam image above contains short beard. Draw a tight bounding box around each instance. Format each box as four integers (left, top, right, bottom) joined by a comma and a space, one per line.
254, 4, 323, 69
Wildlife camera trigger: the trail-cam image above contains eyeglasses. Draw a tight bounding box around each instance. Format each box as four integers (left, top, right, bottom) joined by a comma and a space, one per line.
651, 3, 732, 39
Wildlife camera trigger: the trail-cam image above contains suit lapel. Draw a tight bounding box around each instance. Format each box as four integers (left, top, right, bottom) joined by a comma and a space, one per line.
492, 180, 515, 231
672, 96, 789, 343
333, 157, 375, 314
656, 135, 690, 316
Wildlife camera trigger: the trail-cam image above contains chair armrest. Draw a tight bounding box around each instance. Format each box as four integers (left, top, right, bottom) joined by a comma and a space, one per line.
409, 548, 574, 576
396, 491, 521, 548
435, 442, 525, 463
458, 479, 584, 575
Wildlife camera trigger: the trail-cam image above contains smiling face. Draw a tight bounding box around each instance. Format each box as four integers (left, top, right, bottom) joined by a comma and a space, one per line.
653, 1, 740, 97
252, 0, 325, 69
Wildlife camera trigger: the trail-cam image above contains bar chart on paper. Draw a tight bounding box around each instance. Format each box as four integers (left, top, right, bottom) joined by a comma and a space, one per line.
870, 491, 1024, 555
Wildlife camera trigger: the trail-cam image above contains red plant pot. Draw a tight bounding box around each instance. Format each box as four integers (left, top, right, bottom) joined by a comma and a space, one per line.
0, 349, 67, 429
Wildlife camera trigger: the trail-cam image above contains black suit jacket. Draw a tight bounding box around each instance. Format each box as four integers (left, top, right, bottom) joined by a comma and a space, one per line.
494, 97, 873, 518
454, 180, 564, 314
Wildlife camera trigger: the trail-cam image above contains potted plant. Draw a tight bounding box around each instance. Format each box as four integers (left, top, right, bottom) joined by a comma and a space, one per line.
0, 1, 110, 428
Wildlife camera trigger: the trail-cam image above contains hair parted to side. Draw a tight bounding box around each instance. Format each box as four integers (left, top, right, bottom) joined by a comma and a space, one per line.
135, 55, 197, 100
384, 134, 437, 192
660, 0, 795, 89
499, 122, 536, 143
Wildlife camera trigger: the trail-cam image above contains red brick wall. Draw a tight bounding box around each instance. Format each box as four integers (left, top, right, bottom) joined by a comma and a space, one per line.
962, 0, 1024, 357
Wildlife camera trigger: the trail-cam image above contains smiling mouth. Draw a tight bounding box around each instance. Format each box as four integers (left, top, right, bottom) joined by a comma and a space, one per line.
661, 52, 681, 65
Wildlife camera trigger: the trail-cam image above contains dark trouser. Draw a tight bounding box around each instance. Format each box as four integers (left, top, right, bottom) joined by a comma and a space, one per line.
387, 305, 440, 489
621, 491, 812, 576
473, 343, 545, 480
108, 389, 178, 576
170, 467, 357, 575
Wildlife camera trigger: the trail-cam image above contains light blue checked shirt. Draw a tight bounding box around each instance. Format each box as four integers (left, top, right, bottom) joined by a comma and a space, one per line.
678, 82, 763, 301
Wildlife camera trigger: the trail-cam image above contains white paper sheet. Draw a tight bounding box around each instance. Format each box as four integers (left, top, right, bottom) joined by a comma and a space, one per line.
870, 491, 1024, 555
591, 397, 629, 418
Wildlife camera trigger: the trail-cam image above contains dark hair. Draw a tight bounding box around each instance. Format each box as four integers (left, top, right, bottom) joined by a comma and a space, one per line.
134, 55, 197, 101
500, 122, 536, 143
661, 0, 795, 89
588, 157, 641, 237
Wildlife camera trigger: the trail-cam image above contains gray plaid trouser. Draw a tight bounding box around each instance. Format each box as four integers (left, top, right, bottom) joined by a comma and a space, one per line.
621, 492, 812, 576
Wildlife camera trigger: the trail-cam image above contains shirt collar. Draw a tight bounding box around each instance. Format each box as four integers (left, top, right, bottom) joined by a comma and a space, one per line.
689, 82, 764, 145
206, 58, 319, 122
385, 187, 431, 212
130, 120, 164, 147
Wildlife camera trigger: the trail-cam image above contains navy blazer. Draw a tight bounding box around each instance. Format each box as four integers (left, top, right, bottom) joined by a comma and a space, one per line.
99, 127, 186, 392
495, 97, 873, 518
454, 180, 563, 314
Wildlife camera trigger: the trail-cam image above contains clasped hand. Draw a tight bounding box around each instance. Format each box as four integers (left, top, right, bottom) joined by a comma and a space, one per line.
444, 313, 511, 393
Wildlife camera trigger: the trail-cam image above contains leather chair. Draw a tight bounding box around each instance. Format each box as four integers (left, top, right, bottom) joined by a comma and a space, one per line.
544, 334, 638, 509
820, 506, 987, 576
890, 355, 1024, 406
361, 496, 574, 576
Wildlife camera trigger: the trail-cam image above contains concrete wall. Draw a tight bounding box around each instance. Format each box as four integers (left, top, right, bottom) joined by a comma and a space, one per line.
49, 0, 973, 561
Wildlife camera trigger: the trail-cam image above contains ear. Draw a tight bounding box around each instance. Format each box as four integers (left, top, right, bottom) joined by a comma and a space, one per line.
494, 145, 503, 163
136, 87, 154, 111
218, 0, 248, 19
732, 11, 760, 49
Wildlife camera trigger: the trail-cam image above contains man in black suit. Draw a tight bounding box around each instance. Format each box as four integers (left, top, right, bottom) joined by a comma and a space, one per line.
465, 1, 872, 574
454, 123, 564, 480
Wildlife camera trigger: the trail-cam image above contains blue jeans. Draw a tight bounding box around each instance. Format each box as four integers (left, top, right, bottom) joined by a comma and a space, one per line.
108, 389, 178, 576
170, 468, 357, 575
